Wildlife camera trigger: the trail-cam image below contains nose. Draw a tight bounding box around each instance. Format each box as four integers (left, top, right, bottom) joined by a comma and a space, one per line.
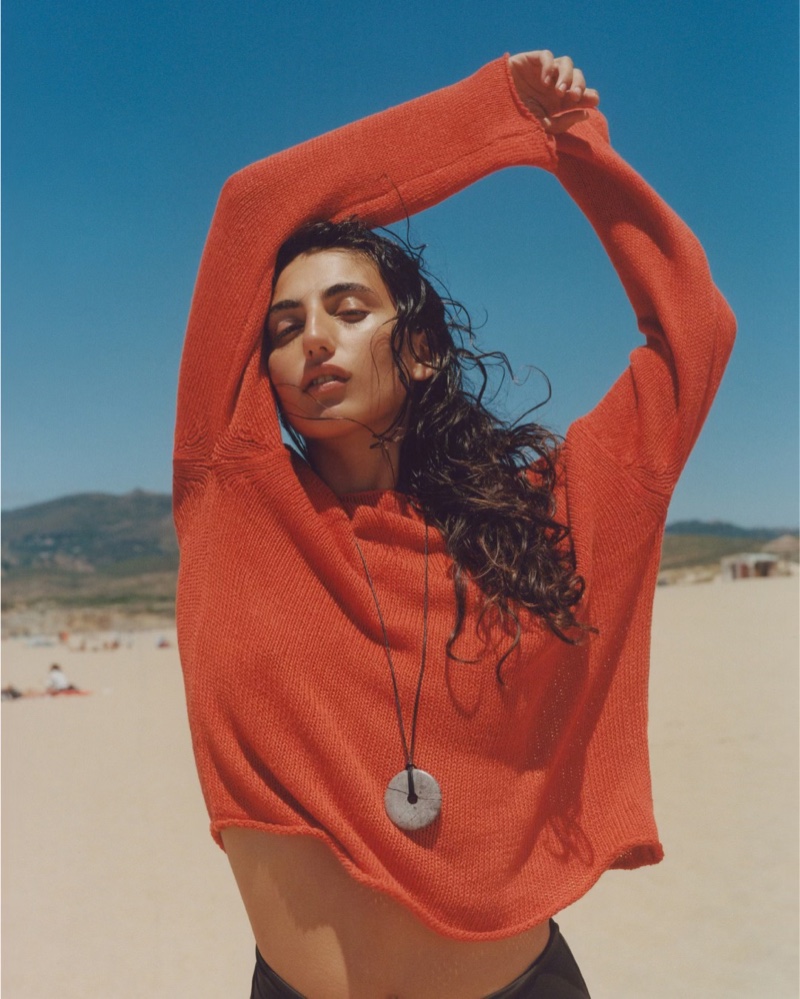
302, 307, 335, 357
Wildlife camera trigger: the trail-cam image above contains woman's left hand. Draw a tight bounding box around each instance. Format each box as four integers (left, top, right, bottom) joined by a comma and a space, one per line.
509, 51, 600, 134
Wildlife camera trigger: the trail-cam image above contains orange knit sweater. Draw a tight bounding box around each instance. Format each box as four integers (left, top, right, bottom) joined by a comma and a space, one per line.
173, 56, 735, 941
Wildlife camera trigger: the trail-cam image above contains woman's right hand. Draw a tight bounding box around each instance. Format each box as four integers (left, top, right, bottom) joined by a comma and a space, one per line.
509, 51, 600, 134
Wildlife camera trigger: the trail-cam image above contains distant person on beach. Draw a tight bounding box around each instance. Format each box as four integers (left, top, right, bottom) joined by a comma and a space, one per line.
174, 48, 735, 997
46, 664, 79, 695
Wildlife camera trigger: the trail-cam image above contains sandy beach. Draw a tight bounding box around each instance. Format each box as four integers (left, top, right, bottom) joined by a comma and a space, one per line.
2, 575, 797, 998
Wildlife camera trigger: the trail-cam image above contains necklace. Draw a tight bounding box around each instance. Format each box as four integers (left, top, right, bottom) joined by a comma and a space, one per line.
352, 523, 442, 831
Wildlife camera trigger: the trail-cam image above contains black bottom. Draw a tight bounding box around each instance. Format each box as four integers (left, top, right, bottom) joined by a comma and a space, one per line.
249, 919, 590, 998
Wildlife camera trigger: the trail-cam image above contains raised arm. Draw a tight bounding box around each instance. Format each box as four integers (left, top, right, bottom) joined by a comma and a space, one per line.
510, 51, 736, 494
174, 57, 559, 461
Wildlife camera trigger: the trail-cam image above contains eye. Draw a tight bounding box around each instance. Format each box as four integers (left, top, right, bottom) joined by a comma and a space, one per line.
338, 309, 367, 323
272, 320, 303, 343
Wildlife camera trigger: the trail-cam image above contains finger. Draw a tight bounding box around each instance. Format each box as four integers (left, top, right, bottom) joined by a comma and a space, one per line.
568, 68, 586, 101
537, 49, 555, 87
554, 56, 574, 93
543, 109, 589, 135
573, 87, 600, 108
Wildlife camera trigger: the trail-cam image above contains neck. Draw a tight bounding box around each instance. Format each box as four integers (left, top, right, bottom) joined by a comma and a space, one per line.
307, 436, 402, 496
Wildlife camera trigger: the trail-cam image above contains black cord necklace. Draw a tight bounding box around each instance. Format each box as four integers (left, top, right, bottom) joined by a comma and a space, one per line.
352, 522, 442, 831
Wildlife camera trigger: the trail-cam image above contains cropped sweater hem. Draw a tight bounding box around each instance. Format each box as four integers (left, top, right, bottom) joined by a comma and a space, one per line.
210, 818, 663, 941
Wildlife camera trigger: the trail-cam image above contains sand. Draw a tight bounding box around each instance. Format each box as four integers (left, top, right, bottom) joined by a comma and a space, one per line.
2, 575, 798, 998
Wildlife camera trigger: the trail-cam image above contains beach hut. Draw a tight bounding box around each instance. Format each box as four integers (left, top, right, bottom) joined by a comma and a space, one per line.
719, 552, 780, 581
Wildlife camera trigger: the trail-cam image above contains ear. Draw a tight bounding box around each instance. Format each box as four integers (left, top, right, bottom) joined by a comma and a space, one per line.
409, 330, 436, 382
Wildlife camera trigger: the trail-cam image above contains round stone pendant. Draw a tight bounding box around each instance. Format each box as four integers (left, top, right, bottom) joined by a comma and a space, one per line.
384, 767, 442, 830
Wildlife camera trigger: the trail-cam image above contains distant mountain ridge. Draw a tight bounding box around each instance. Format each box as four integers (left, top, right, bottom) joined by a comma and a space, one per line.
664, 520, 797, 539
660, 520, 798, 572
2, 491, 178, 623
2, 492, 797, 624
2, 490, 177, 574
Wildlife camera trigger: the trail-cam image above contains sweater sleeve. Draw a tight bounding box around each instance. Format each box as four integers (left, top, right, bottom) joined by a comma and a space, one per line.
554, 113, 736, 495
174, 56, 557, 461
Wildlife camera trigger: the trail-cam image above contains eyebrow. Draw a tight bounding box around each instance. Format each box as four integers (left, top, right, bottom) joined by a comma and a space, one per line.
268, 283, 376, 317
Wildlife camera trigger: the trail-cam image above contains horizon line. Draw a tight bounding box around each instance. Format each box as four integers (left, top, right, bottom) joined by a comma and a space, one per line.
1, 488, 797, 534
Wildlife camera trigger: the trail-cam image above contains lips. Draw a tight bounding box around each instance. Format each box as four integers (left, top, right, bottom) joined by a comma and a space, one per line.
301, 365, 350, 392
308, 373, 345, 388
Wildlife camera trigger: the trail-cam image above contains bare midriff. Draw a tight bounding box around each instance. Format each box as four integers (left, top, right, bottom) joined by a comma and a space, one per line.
221, 827, 552, 999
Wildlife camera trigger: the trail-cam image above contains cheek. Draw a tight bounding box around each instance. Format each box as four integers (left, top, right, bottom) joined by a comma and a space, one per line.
267, 351, 293, 393
266, 355, 303, 415
364, 330, 402, 385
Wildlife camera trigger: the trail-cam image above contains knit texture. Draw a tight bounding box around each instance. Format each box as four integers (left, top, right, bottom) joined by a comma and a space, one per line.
173, 56, 736, 941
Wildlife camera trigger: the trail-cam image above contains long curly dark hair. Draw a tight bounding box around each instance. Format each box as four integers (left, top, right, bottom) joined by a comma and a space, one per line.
269, 219, 590, 676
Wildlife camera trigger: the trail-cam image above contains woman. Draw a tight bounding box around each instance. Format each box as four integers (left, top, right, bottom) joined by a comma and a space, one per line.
174, 50, 735, 998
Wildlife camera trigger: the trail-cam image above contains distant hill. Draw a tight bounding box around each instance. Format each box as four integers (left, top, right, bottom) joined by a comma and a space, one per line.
2, 490, 177, 572
2, 492, 797, 630
661, 520, 798, 572
2, 491, 178, 624
664, 520, 796, 539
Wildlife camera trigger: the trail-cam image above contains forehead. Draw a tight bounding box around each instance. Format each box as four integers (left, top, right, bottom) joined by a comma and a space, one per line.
272, 248, 389, 299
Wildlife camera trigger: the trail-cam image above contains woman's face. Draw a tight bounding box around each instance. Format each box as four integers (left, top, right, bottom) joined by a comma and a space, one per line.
266, 249, 429, 445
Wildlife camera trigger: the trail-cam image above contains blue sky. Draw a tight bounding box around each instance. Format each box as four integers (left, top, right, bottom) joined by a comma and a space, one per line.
3, 0, 798, 527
